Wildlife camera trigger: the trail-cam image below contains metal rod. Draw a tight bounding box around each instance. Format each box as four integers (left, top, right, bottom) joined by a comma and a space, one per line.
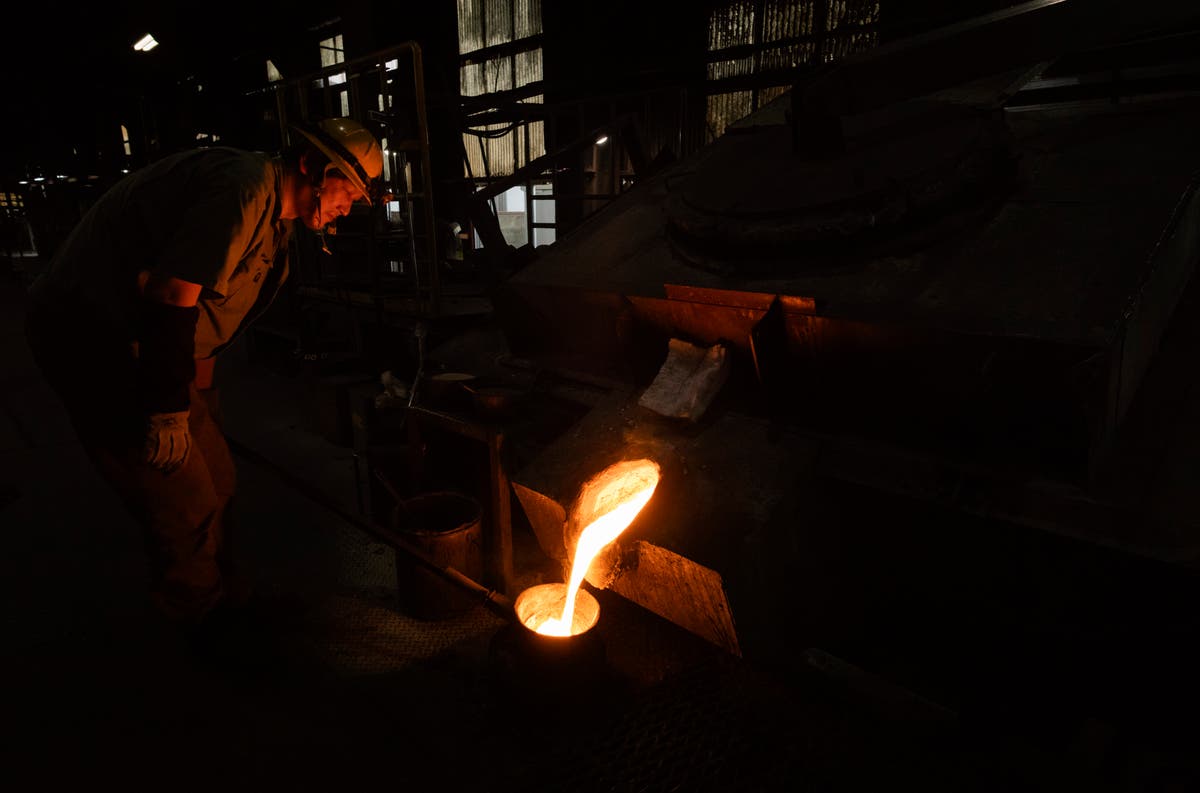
225, 435, 517, 622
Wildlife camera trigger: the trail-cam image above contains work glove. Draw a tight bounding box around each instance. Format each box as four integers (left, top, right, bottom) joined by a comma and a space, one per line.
142, 410, 192, 473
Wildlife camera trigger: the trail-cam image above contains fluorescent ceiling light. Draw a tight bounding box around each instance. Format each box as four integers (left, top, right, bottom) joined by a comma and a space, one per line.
133, 34, 159, 52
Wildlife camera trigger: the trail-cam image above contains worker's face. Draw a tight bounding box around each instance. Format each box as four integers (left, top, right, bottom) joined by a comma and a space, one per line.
297, 168, 366, 230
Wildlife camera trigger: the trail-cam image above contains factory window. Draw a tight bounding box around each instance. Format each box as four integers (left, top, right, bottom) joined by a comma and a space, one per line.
531, 182, 555, 247
121, 125, 131, 157
310, 33, 347, 89
456, 0, 545, 180
705, 0, 881, 141
266, 59, 283, 83
470, 180, 555, 249
320, 34, 345, 68
493, 184, 529, 248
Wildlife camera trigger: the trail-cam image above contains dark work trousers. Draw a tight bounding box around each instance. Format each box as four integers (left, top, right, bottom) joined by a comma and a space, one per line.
24, 289, 237, 624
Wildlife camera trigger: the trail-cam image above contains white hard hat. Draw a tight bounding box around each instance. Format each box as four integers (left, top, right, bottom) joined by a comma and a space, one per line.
293, 117, 384, 205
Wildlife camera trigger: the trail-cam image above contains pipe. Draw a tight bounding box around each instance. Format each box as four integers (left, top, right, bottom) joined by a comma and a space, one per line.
225, 435, 517, 623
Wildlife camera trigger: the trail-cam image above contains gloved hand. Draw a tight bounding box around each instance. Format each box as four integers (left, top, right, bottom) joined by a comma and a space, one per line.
142, 411, 192, 473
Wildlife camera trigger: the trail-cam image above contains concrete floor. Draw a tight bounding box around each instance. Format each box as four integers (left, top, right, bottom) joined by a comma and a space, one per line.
4, 253, 1200, 791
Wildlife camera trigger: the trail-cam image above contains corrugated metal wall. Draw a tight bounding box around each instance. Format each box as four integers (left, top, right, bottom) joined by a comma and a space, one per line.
452, 2, 884, 195
822, 0, 882, 60
458, 0, 546, 178
706, 1, 880, 141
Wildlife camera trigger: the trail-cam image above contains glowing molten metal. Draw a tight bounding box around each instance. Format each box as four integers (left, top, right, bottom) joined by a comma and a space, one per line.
526, 459, 661, 636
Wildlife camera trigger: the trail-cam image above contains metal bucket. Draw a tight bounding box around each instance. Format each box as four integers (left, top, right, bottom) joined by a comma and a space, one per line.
392, 491, 484, 620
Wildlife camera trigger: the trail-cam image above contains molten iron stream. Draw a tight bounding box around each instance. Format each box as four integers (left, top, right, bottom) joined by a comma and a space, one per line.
530, 461, 660, 636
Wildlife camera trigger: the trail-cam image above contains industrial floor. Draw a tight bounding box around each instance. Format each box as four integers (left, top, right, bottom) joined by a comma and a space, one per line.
3, 256, 1200, 792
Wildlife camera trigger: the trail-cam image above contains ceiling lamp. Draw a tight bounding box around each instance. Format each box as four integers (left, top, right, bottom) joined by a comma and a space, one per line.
132, 34, 159, 52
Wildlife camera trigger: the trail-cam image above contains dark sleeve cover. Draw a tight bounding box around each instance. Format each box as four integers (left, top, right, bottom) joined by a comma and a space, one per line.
136, 299, 199, 414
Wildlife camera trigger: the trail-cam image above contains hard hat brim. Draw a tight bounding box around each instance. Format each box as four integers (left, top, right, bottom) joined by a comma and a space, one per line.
292, 125, 374, 206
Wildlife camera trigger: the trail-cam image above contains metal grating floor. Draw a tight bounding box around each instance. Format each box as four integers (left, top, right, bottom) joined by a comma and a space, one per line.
213, 505, 962, 793
485, 653, 958, 793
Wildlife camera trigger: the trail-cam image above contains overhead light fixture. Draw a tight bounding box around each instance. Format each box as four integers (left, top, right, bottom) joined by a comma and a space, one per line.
594, 135, 609, 146
133, 34, 159, 52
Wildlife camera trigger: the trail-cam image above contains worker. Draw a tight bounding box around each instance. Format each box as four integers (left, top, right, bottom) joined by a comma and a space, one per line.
22, 117, 384, 644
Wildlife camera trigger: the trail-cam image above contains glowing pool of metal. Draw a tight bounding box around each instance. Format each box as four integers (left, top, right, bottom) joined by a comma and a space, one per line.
514, 582, 600, 637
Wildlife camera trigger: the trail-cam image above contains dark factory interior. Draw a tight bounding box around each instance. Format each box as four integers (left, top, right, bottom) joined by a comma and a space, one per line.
6, 1, 1200, 790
